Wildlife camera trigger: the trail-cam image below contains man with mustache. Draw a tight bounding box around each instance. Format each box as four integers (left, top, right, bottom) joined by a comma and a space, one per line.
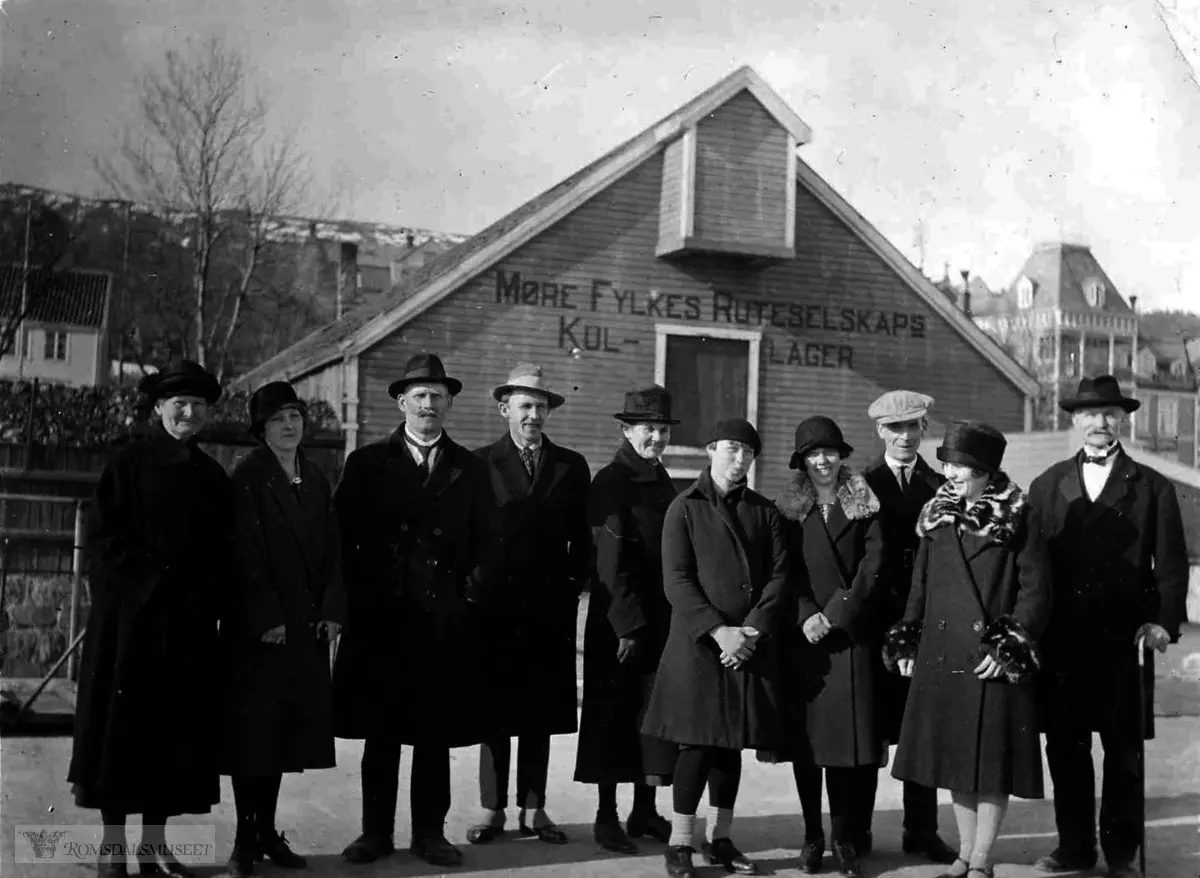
468, 363, 592, 847
861, 390, 958, 865
1027, 375, 1188, 878
332, 354, 496, 869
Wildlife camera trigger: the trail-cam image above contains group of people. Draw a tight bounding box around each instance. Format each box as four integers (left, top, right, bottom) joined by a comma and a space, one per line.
65, 354, 1188, 878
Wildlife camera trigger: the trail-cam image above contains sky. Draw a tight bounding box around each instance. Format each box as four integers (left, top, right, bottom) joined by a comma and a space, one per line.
2, 0, 1199, 313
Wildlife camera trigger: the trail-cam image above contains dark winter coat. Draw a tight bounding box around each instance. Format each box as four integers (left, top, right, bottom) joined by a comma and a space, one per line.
1027, 449, 1189, 740
330, 429, 497, 747
641, 469, 790, 750
68, 425, 234, 815
221, 445, 347, 775
863, 454, 945, 742
575, 440, 679, 785
887, 474, 1051, 798
477, 434, 592, 737
770, 468, 888, 768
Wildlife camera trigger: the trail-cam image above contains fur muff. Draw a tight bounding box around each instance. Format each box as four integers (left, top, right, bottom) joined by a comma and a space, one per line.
974, 615, 1041, 684
882, 620, 923, 674
916, 471, 1027, 546
776, 467, 880, 523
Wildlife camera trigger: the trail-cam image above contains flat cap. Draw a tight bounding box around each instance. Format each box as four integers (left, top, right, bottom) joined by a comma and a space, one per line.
868, 390, 934, 424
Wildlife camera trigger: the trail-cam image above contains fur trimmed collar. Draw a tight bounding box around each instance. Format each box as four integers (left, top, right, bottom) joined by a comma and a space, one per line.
776, 467, 879, 523
916, 472, 1026, 545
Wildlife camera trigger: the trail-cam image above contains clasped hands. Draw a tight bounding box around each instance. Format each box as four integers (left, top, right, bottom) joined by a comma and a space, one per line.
261, 621, 342, 645
712, 625, 761, 670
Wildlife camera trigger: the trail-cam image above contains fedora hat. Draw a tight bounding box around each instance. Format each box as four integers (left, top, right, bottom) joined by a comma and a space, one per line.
1059, 374, 1140, 413
936, 420, 1007, 473
492, 363, 565, 409
388, 354, 463, 399
137, 359, 221, 405
789, 416, 853, 469
614, 385, 680, 424
249, 381, 308, 439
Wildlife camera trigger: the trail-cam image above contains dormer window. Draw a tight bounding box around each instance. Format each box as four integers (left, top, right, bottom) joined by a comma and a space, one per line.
1016, 276, 1034, 308
1083, 277, 1106, 308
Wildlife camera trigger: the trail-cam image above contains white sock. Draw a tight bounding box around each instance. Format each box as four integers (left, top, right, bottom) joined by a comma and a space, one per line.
711, 807, 734, 841
669, 813, 696, 848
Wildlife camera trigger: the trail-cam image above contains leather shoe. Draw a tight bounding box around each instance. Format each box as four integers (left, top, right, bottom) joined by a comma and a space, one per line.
1033, 849, 1099, 872
902, 830, 958, 864
1107, 862, 1142, 878
594, 820, 637, 854
518, 820, 569, 845
665, 845, 698, 878
855, 831, 872, 856
97, 858, 128, 878
410, 834, 463, 868
340, 834, 395, 864
627, 811, 672, 842
702, 838, 759, 875
465, 823, 504, 844
799, 838, 824, 873
257, 830, 306, 869
833, 842, 862, 878
227, 840, 256, 878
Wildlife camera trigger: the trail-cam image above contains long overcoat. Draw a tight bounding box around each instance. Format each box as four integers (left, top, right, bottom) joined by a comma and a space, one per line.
67, 425, 233, 815
1027, 450, 1189, 740
476, 434, 592, 737
890, 474, 1052, 798
575, 439, 679, 785
330, 429, 496, 747
221, 445, 347, 775
641, 469, 790, 751
864, 454, 944, 742
773, 468, 888, 768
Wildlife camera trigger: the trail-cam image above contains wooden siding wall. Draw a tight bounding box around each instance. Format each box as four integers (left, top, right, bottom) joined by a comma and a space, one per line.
657, 135, 686, 248
356, 144, 1024, 498
692, 91, 789, 248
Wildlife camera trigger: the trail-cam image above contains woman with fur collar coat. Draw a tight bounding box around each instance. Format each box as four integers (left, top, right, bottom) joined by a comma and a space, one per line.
771, 417, 887, 878
884, 422, 1051, 878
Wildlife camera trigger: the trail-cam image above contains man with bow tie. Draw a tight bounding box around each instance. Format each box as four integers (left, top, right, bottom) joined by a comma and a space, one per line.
861, 390, 958, 866
1028, 375, 1188, 878
468, 363, 592, 847
332, 354, 497, 869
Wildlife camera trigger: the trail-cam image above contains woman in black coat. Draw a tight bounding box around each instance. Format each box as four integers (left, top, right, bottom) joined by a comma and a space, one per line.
884, 422, 1051, 878
641, 418, 790, 878
772, 417, 886, 878
221, 382, 347, 877
67, 360, 233, 878
574, 387, 680, 853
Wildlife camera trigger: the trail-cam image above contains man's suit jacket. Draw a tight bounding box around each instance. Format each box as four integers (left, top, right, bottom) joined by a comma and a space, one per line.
864, 454, 945, 617
1027, 448, 1189, 737
477, 433, 592, 736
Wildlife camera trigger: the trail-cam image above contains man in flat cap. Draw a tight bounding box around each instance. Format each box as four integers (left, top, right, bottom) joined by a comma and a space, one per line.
1028, 376, 1188, 878
862, 389, 957, 865
468, 363, 592, 847
332, 354, 497, 869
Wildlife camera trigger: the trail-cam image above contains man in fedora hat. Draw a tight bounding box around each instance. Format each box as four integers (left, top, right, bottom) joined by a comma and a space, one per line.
1027, 375, 1188, 878
331, 354, 497, 869
574, 386, 682, 853
861, 390, 957, 864
467, 363, 592, 847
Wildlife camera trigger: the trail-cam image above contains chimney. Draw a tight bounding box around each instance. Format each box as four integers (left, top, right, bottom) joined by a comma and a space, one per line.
960, 269, 972, 317
406, 233, 415, 248
337, 241, 358, 320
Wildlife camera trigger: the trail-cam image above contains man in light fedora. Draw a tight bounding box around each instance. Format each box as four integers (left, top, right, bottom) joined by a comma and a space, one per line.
1028, 375, 1188, 878
861, 390, 957, 865
467, 363, 592, 847
331, 354, 497, 869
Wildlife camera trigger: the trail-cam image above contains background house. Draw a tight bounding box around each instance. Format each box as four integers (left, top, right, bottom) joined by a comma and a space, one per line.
1133, 337, 1198, 467
0, 265, 112, 386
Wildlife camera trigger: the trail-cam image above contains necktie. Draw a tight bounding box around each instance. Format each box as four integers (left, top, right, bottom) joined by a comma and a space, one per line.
521, 446, 537, 479
898, 465, 910, 492
406, 436, 435, 480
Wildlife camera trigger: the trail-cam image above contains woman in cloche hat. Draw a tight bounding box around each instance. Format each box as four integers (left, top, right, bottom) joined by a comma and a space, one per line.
67, 360, 232, 878
884, 421, 1052, 878
220, 382, 347, 877
574, 386, 682, 853
771, 416, 886, 878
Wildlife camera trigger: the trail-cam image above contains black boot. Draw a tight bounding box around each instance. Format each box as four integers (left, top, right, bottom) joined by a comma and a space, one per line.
665, 845, 698, 878
799, 837, 825, 874
257, 830, 306, 869
227, 830, 257, 878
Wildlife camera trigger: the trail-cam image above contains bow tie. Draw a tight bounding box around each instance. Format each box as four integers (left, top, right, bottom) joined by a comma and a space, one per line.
1083, 448, 1117, 466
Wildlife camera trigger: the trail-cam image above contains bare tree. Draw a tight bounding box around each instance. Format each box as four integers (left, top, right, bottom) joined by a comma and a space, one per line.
95, 35, 311, 382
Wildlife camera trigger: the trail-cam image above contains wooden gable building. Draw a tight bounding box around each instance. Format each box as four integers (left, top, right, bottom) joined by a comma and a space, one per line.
234, 66, 1038, 494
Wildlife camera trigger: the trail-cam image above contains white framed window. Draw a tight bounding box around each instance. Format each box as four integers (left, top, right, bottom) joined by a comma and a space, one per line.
654, 323, 762, 483
43, 329, 68, 361
1157, 397, 1179, 437
1016, 276, 1034, 309
1083, 277, 1106, 308
1136, 401, 1151, 435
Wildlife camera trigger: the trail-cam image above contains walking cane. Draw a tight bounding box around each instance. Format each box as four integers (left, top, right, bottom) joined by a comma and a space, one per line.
1136, 635, 1147, 877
